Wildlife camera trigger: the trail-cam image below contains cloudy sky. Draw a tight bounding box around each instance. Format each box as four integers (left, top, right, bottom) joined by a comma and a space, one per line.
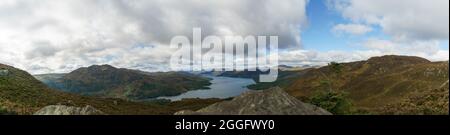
0, 0, 448, 74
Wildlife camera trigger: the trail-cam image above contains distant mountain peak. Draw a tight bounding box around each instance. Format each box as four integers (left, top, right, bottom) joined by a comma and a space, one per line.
278, 65, 293, 68
37, 63, 212, 100
367, 55, 430, 64
87, 64, 117, 71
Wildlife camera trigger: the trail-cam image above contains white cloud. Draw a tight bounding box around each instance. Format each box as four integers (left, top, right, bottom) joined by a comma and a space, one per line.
328, 0, 449, 41
332, 23, 373, 35
322, 0, 449, 63
279, 47, 448, 67
0, 0, 308, 74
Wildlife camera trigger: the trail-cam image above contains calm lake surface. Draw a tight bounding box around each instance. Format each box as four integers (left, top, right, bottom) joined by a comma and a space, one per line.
157, 75, 255, 101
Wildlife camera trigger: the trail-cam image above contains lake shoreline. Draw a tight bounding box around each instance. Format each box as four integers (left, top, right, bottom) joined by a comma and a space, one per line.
153, 75, 256, 101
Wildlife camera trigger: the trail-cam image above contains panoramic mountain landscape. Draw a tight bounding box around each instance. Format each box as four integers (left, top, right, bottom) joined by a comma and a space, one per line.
0, 0, 449, 133
0, 63, 221, 115
0, 0, 448, 117
1, 55, 448, 115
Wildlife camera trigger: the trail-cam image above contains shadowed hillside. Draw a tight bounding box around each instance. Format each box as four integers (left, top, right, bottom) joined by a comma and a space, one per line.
35, 65, 211, 100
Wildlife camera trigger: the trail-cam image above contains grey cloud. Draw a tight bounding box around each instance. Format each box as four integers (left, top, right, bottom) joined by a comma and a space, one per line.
0, 0, 308, 73
26, 41, 59, 59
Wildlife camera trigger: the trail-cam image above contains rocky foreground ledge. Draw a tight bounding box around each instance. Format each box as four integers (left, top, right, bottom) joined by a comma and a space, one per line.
175, 87, 332, 115
32, 87, 331, 115
34, 105, 104, 115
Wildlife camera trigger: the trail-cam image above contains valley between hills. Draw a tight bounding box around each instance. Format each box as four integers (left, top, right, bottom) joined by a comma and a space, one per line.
1, 55, 449, 115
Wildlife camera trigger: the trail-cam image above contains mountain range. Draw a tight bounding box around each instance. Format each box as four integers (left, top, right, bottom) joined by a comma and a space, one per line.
34, 65, 212, 100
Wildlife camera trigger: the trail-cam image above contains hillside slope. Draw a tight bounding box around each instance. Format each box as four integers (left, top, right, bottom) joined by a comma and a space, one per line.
249, 55, 449, 114
380, 80, 449, 115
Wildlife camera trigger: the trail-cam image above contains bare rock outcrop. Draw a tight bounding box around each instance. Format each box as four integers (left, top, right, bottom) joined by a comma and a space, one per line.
34, 105, 104, 115
175, 87, 332, 115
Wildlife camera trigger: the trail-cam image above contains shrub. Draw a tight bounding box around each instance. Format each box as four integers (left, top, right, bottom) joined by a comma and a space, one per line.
328, 62, 343, 75
0, 106, 17, 115
309, 91, 353, 115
